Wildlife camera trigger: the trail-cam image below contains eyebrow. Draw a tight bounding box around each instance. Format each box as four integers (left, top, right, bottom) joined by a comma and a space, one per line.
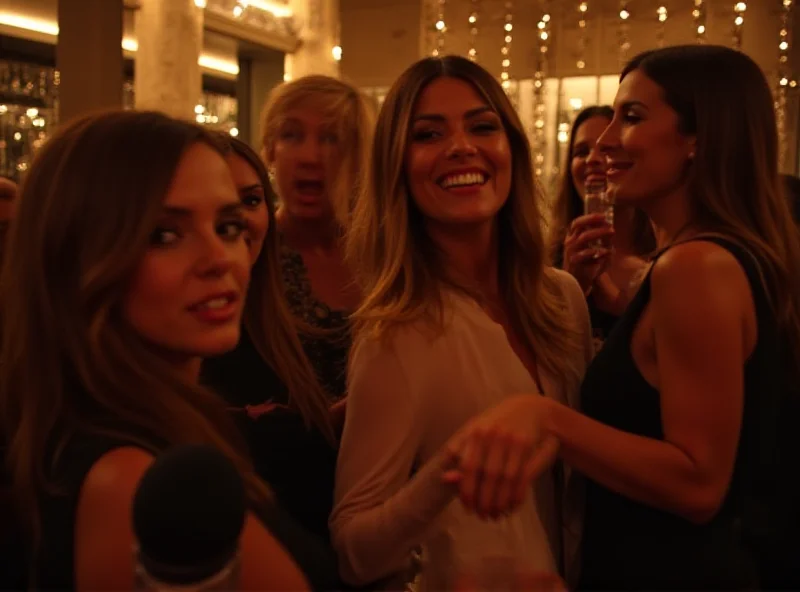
162, 203, 243, 218
238, 183, 264, 193
619, 100, 649, 111
412, 106, 494, 123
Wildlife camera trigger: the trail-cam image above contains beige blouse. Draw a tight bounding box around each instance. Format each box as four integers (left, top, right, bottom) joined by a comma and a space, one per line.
330, 269, 594, 590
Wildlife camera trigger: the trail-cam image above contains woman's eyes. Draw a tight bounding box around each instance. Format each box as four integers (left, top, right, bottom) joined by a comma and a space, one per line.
149, 219, 247, 247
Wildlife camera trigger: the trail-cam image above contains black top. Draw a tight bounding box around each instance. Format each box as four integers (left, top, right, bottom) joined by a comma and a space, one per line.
202, 329, 339, 543
586, 295, 619, 352
578, 236, 792, 590
28, 426, 339, 590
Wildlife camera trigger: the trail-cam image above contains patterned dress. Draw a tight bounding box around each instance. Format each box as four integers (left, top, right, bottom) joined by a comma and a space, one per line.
279, 240, 351, 401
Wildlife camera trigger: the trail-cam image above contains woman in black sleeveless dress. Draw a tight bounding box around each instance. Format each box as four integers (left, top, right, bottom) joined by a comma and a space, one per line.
444, 45, 800, 589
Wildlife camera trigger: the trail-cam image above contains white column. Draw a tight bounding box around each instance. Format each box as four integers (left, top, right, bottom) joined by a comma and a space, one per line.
134, 0, 203, 120
285, 0, 340, 80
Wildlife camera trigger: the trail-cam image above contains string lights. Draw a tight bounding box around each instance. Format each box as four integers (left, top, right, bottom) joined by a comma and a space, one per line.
532, 7, 552, 179
777, 0, 795, 169
432, 0, 446, 57
732, 2, 746, 50
656, 4, 668, 48
618, 1, 631, 67
693, 0, 707, 43
468, 0, 479, 62
500, 1, 514, 97
577, 1, 588, 70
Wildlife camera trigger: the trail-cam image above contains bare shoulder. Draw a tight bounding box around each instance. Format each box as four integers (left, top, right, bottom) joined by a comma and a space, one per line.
651, 240, 750, 293
74, 446, 155, 589
79, 446, 155, 498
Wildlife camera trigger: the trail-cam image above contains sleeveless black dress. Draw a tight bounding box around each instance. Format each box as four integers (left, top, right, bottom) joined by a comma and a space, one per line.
25, 426, 339, 590
578, 236, 792, 590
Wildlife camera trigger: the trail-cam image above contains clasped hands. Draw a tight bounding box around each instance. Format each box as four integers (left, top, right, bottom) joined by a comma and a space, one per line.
441, 394, 559, 520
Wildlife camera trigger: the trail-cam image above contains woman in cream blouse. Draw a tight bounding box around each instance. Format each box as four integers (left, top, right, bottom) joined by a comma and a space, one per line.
330, 56, 593, 590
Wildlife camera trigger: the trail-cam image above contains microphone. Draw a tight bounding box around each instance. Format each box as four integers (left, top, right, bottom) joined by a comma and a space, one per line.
132, 444, 246, 590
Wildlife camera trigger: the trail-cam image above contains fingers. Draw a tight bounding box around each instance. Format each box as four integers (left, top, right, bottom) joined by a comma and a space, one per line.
476, 432, 509, 518
569, 213, 609, 234
458, 436, 483, 510
569, 227, 614, 252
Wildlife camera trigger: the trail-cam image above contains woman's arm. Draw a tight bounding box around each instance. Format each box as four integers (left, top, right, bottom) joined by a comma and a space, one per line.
449, 242, 753, 524
74, 447, 310, 591
330, 336, 457, 586
546, 242, 751, 523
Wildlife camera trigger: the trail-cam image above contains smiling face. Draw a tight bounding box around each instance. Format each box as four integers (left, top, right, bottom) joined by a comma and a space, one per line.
597, 69, 695, 207
267, 106, 339, 221
226, 153, 269, 263
405, 76, 512, 231
570, 115, 611, 200
122, 143, 250, 361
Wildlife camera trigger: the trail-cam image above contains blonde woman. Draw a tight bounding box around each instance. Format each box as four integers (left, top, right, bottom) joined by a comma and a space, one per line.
261, 75, 374, 399
331, 56, 592, 589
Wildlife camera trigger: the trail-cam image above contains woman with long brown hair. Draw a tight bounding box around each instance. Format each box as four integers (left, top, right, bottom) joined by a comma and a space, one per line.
0, 111, 309, 589
551, 105, 654, 349
203, 135, 339, 550
446, 45, 800, 589
331, 55, 591, 589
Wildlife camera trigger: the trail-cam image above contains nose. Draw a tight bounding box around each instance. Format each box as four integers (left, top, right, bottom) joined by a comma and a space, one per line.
445, 128, 478, 159
596, 118, 620, 155
586, 142, 604, 167
196, 234, 234, 278
298, 137, 324, 165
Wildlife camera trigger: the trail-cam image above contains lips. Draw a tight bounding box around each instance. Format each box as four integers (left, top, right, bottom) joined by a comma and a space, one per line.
188, 292, 239, 312
294, 179, 325, 197
436, 169, 490, 190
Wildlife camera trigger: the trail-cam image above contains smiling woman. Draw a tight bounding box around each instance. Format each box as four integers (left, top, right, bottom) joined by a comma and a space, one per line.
331, 55, 592, 589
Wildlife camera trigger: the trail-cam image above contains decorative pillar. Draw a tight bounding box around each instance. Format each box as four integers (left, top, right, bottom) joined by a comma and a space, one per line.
57, 0, 124, 123
134, 0, 203, 120
285, 0, 340, 80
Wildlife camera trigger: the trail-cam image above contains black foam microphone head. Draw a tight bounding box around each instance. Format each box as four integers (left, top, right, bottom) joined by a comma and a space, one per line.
132, 444, 247, 584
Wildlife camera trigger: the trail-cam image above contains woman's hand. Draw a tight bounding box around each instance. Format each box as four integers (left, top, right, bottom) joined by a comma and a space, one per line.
443, 395, 559, 519
563, 213, 614, 293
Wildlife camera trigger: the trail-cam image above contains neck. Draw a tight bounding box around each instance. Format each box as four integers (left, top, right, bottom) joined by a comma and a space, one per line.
611, 205, 640, 255
428, 221, 499, 297
642, 187, 694, 249
170, 356, 203, 384
276, 208, 339, 250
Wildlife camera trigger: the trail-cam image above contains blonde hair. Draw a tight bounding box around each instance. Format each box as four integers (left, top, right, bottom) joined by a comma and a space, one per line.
0, 112, 271, 560
260, 75, 374, 228
346, 56, 584, 391
216, 135, 335, 442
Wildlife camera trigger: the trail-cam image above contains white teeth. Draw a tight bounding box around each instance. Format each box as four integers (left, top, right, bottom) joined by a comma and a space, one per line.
198, 297, 230, 310
441, 172, 487, 188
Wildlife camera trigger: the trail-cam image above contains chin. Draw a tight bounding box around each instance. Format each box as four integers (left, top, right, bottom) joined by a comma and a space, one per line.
187, 329, 243, 358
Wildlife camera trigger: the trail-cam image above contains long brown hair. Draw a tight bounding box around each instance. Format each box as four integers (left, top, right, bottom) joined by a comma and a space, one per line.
217, 135, 334, 442
346, 55, 585, 391
549, 105, 654, 266
624, 45, 800, 359
0, 111, 271, 554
